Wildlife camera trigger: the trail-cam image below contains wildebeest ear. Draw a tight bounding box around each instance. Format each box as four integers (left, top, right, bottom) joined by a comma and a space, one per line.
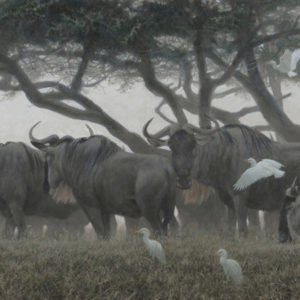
31, 141, 47, 150
31, 141, 56, 154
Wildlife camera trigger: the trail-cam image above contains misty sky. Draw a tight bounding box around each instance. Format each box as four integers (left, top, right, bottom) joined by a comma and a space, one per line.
1, 81, 300, 146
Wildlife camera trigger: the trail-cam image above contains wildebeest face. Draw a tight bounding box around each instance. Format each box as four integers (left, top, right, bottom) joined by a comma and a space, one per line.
168, 130, 197, 190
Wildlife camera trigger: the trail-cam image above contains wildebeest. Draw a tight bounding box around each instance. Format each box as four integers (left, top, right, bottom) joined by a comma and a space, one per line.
29, 123, 177, 239
143, 119, 300, 242
0, 141, 78, 238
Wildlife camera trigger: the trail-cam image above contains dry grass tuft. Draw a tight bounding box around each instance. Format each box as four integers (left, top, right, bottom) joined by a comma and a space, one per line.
0, 234, 299, 299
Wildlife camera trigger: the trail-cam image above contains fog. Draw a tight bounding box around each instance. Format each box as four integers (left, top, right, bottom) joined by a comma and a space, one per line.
1, 81, 300, 146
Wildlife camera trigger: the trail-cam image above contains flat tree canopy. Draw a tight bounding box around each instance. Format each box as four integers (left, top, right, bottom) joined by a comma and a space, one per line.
0, 0, 300, 151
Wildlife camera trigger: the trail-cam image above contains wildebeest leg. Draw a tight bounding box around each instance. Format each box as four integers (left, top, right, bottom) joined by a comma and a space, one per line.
8, 202, 26, 238
144, 214, 163, 236
247, 209, 261, 235
4, 217, 15, 238
101, 211, 111, 240
278, 196, 294, 243
162, 206, 177, 235
234, 196, 248, 238
79, 204, 104, 239
110, 215, 117, 237
227, 207, 236, 238
168, 214, 180, 234
218, 191, 236, 238
264, 211, 279, 238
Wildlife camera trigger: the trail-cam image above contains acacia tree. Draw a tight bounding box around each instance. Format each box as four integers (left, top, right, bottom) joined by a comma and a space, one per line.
0, 0, 299, 152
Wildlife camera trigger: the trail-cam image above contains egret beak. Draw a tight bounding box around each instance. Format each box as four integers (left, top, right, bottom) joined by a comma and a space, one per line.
244, 159, 249, 162
135, 231, 141, 234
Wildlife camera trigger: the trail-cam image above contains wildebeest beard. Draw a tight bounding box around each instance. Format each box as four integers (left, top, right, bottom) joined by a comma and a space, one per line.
43, 159, 50, 193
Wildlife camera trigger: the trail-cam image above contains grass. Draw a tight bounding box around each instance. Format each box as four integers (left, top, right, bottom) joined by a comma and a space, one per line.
0, 233, 300, 299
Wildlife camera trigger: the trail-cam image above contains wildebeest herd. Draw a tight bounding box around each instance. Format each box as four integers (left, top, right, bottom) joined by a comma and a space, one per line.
1, 117, 300, 244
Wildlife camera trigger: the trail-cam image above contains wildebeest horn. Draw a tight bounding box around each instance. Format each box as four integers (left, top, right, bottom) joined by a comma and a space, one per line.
29, 121, 60, 148
292, 176, 298, 187
143, 118, 170, 147
189, 114, 220, 136
86, 124, 94, 136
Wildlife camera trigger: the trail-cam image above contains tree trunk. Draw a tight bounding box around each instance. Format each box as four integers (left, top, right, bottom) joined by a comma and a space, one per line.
244, 48, 300, 142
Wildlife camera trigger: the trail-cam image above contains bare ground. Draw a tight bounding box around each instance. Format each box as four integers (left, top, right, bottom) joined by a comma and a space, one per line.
0, 233, 299, 300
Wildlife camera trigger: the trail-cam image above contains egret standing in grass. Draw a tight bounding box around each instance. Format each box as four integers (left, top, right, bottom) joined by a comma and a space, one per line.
137, 228, 166, 264
233, 158, 285, 191
217, 249, 243, 284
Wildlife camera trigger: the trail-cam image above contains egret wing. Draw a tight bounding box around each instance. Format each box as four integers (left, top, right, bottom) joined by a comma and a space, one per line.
227, 259, 243, 284
233, 165, 273, 191
261, 159, 284, 169
153, 241, 166, 264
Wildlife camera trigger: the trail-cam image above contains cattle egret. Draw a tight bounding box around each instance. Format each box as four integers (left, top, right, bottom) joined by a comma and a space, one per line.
233, 158, 285, 191
217, 249, 243, 284
137, 228, 166, 264
288, 49, 300, 77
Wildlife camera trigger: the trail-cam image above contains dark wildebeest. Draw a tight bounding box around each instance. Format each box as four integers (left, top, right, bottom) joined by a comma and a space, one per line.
29, 123, 177, 239
143, 119, 300, 242
0, 141, 78, 238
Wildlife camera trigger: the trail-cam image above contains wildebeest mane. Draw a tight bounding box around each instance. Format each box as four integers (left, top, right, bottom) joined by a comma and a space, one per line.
65, 135, 122, 170
196, 124, 274, 183
222, 124, 273, 154
20, 143, 43, 171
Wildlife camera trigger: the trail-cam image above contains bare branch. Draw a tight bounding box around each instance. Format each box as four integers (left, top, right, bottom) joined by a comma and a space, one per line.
253, 125, 271, 131
134, 41, 187, 125
252, 28, 300, 48
0, 52, 166, 155
214, 87, 243, 99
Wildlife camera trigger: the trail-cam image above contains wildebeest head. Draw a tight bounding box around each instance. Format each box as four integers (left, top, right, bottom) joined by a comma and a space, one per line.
286, 177, 300, 198
29, 122, 94, 197
143, 117, 219, 190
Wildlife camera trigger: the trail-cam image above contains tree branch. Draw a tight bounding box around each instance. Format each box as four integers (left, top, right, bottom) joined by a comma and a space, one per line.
134, 41, 187, 125
70, 43, 93, 91
0, 52, 167, 155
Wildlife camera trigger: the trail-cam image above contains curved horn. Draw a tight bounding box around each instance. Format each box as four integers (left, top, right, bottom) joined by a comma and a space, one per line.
86, 124, 94, 136
292, 176, 298, 187
189, 114, 220, 136
29, 121, 59, 148
142, 118, 169, 147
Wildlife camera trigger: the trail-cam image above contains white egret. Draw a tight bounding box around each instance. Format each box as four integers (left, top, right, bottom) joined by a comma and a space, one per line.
233, 158, 285, 191
136, 228, 166, 264
217, 248, 243, 284
269, 48, 300, 78
288, 49, 300, 77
